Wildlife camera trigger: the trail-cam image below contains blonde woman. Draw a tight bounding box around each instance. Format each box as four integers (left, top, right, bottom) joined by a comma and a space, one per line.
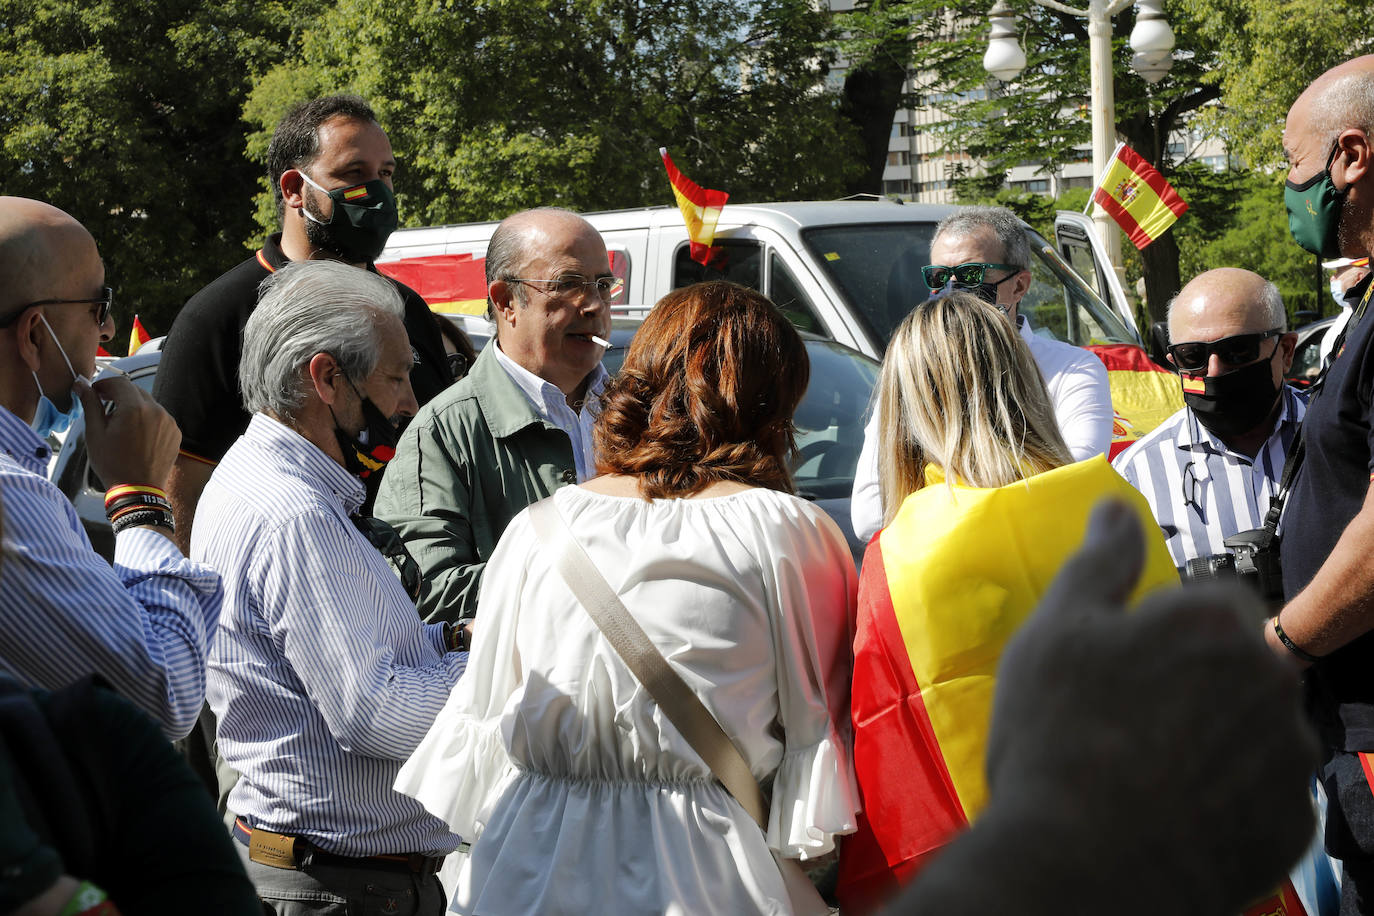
836, 290, 1176, 912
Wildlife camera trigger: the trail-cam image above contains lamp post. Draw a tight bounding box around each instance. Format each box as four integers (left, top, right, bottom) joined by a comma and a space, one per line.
983, 0, 1175, 271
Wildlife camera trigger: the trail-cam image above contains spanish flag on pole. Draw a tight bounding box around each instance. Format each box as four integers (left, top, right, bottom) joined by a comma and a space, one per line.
836, 456, 1177, 913
660, 148, 729, 267
1091, 142, 1189, 249
128, 315, 151, 354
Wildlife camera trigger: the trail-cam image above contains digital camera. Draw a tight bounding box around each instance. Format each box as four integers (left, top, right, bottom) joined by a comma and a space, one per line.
1182, 527, 1284, 605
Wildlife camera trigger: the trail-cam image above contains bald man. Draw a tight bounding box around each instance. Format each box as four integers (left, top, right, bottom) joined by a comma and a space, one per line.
1113, 268, 1300, 573
376, 207, 614, 623
1270, 55, 1374, 914
0, 197, 221, 740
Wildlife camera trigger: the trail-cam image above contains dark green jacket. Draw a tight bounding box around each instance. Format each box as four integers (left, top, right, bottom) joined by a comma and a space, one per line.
375, 344, 579, 623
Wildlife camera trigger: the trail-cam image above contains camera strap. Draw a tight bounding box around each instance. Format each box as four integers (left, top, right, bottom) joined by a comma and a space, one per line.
1263, 276, 1374, 535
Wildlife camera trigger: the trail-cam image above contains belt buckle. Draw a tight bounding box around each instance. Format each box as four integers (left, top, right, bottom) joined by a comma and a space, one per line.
248, 827, 299, 870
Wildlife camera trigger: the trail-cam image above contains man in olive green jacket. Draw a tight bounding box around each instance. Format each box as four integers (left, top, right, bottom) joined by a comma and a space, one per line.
375, 208, 614, 622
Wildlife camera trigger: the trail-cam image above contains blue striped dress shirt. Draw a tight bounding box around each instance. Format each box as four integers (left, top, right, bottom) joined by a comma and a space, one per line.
198, 414, 465, 857
1112, 387, 1305, 570
0, 405, 222, 739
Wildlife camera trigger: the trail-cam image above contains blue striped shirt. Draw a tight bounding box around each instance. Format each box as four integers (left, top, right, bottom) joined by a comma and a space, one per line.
198, 414, 465, 857
0, 405, 222, 739
1112, 387, 1305, 570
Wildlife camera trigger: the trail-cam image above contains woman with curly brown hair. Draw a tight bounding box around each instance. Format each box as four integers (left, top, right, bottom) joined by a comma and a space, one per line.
396, 281, 859, 915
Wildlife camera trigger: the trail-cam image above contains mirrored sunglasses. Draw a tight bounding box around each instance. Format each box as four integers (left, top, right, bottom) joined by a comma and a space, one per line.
921, 262, 1020, 289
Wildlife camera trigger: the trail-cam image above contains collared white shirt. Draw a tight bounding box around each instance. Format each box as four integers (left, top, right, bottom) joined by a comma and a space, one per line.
849, 315, 1114, 543
493, 342, 608, 481
1112, 387, 1305, 570
0, 405, 222, 739
199, 414, 465, 857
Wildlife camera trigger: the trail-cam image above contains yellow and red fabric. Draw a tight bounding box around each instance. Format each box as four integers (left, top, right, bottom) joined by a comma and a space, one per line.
1092, 143, 1189, 250
377, 252, 629, 317
659, 147, 729, 267
1086, 343, 1185, 458
836, 455, 1177, 912
128, 315, 151, 354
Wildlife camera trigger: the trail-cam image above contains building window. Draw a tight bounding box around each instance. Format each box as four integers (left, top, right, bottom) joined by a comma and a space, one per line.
889, 121, 912, 139
886, 150, 911, 166
883, 179, 912, 197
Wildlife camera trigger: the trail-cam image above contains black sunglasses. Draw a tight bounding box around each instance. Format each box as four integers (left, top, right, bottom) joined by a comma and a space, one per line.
351, 514, 421, 601
921, 262, 1021, 289
1167, 328, 1284, 373
0, 287, 113, 328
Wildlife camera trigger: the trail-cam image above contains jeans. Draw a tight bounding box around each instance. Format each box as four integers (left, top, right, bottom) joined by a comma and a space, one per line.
234, 841, 446, 915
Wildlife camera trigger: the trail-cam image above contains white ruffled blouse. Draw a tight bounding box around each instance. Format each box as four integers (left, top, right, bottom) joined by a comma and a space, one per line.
395, 484, 860, 915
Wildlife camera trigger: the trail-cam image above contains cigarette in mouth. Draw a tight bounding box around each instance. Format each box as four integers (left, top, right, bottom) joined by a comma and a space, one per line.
590, 335, 612, 349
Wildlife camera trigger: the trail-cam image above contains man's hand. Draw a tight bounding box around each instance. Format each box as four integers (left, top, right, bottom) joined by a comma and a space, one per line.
981, 499, 1319, 914
76, 374, 181, 491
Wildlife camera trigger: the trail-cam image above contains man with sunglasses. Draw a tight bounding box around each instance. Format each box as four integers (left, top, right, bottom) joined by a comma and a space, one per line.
0, 196, 222, 740
1268, 56, 1374, 915
377, 207, 615, 623
1112, 268, 1301, 572
196, 261, 467, 914
850, 205, 1113, 543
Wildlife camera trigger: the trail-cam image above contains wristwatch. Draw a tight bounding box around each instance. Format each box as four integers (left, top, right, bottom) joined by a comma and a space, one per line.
444, 617, 475, 653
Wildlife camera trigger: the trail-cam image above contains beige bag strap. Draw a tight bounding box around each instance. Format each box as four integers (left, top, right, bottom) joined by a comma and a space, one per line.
528, 497, 769, 830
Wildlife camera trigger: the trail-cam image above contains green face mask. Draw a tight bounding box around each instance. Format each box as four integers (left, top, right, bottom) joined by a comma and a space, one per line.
1285, 144, 1346, 258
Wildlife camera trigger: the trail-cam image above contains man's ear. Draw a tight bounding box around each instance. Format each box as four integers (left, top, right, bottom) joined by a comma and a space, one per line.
489, 280, 517, 324
1012, 268, 1033, 302
1336, 128, 1371, 189
280, 169, 307, 213
11, 308, 46, 373
307, 352, 345, 406
1277, 331, 1299, 373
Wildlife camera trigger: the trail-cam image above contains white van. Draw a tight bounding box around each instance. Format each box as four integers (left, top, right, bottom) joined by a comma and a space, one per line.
377, 199, 1181, 452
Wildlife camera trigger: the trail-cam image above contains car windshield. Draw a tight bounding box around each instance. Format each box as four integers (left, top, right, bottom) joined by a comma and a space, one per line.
602, 330, 877, 502
800, 222, 1138, 349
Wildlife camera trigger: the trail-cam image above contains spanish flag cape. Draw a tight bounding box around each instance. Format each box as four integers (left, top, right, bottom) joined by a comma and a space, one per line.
836, 455, 1177, 913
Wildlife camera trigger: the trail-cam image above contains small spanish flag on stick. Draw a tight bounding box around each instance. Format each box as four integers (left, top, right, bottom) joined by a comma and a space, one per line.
1090, 142, 1188, 250
660, 148, 729, 267
128, 315, 151, 354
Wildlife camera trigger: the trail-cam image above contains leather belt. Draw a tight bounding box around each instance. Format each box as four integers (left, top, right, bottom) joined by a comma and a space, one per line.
232, 817, 444, 876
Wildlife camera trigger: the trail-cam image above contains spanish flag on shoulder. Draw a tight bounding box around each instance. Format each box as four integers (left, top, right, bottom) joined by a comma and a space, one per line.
1091, 142, 1188, 250
836, 456, 1178, 913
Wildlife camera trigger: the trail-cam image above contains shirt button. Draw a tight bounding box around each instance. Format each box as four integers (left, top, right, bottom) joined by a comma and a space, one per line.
560, 468, 576, 484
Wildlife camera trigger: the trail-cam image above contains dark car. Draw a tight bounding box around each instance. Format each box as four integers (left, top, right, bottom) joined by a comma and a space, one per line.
1287, 315, 1339, 389
54, 321, 880, 567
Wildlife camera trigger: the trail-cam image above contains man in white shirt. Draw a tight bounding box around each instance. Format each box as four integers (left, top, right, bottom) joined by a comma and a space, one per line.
850, 206, 1113, 542
376, 207, 615, 622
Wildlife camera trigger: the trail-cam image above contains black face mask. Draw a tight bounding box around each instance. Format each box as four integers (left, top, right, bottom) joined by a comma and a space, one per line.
300, 172, 399, 264
1182, 356, 1282, 439
330, 378, 400, 479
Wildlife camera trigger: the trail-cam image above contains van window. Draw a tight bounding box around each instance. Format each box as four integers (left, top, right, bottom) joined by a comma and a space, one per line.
768, 253, 821, 333
672, 240, 762, 291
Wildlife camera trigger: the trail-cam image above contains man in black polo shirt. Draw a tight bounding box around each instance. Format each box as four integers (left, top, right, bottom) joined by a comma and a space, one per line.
154, 95, 450, 552
1270, 54, 1374, 915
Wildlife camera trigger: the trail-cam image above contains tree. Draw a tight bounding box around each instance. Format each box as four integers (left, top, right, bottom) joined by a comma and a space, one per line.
0, 0, 308, 349
245, 0, 866, 233
833, 0, 1371, 325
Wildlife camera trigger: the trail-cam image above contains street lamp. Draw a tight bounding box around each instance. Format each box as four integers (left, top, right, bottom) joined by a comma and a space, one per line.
982, 0, 1176, 271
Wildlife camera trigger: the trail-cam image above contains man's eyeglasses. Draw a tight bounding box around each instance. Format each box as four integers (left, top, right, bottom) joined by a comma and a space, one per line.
507, 275, 625, 301
0, 287, 114, 328
1167, 328, 1284, 373
921, 263, 1022, 289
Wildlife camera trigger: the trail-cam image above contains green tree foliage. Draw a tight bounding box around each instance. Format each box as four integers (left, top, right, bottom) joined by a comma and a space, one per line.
1176, 0, 1374, 166
246, 0, 866, 232
0, 0, 308, 350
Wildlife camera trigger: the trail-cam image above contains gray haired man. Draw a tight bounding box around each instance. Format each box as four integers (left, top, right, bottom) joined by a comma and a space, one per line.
195, 260, 466, 914
849, 205, 1114, 542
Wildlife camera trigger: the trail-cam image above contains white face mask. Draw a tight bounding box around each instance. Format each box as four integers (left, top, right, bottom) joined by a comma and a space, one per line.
1331, 277, 1350, 310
